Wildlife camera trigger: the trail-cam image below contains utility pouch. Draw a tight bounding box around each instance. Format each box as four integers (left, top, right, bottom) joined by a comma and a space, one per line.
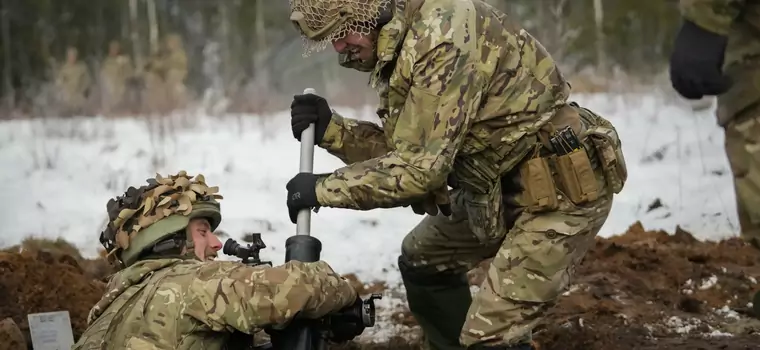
554, 148, 599, 204
587, 127, 627, 194
519, 157, 559, 212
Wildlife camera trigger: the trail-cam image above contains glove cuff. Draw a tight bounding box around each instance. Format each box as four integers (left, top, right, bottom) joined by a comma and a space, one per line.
680, 19, 728, 52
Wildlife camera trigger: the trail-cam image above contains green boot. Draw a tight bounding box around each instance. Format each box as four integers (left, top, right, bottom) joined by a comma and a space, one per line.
399, 255, 473, 350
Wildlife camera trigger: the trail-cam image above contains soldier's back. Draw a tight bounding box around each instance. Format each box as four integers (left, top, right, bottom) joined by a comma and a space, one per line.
73, 258, 241, 349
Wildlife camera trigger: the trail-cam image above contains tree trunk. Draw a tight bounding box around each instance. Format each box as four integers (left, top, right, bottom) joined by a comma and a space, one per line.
1, 0, 13, 110
593, 0, 607, 72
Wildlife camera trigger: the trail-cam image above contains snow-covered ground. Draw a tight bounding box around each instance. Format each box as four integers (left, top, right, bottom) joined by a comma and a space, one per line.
0, 91, 739, 287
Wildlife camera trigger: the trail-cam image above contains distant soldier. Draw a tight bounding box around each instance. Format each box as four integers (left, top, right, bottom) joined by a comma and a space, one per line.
143, 33, 189, 113
54, 46, 91, 116
670, 1, 760, 248
73, 171, 365, 349
99, 40, 133, 115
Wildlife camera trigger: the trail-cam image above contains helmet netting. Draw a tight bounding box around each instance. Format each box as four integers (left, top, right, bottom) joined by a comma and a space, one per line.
99, 171, 223, 265
290, 0, 392, 56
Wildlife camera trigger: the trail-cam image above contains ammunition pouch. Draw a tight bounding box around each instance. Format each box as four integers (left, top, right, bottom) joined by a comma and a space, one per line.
517, 102, 627, 212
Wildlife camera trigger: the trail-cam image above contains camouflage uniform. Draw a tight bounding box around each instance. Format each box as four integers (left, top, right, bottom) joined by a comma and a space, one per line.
72, 172, 357, 349
142, 34, 189, 113
99, 41, 134, 114
677, 0, 760, 245
55, 48, 92, 116
289, 0, 628, 348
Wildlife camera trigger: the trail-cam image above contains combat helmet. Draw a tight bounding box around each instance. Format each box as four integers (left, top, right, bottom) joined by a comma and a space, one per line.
99, 171, 223, 268
288, 0, 394, 57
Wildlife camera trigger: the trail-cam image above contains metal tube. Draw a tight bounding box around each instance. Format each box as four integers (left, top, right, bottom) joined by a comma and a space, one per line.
296, 87, 316, 236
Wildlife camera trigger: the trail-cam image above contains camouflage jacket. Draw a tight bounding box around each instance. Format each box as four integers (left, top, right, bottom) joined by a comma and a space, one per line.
679, 0, 760, 123
315, 0, 569, 211
72, 257, 356, 349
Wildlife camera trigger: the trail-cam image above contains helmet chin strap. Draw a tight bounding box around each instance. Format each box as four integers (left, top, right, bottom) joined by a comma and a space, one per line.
149, 230, 201, 261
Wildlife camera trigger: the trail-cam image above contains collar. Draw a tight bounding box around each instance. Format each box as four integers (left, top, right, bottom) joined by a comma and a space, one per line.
370, 0, 425, 88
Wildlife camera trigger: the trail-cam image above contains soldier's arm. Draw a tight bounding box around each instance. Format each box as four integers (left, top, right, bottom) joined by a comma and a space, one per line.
679, 0, 746, 35
318, 113, 390, 164
314, 40, 486, 210
186, 260, 357, 333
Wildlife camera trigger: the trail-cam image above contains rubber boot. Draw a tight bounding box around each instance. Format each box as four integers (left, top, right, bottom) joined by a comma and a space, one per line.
399, 255, 472, 350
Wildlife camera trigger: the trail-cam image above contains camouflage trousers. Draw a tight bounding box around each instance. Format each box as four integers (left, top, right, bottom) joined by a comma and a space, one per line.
401, 180, 612, 347
723, 104, 760, 246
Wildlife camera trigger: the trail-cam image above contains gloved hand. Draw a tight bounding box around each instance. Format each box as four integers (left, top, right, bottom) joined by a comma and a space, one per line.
408, 185, 452, 216
327, 296, 365, 343
290, 93, 333, 144
285, 173, 320, 224
669, 19, 731, 99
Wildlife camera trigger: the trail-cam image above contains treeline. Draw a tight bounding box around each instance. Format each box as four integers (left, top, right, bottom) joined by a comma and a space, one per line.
0, 0, 683, 117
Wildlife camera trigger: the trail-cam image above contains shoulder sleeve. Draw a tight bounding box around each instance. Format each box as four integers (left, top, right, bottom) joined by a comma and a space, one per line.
679, 0, 747, 35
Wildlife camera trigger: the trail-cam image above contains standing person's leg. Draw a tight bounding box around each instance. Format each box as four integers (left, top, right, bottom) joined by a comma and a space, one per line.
399, 189, 506, 350
722, 106, 760, 248
459, 196, 612, 348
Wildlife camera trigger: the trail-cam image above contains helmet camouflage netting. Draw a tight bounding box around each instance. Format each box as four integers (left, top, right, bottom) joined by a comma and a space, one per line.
99, 171, 223, 266
289, 0, 392, 56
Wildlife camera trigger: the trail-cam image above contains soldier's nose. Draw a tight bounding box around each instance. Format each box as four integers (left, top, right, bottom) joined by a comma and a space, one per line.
333, 40, 347, 53
209, 234, 223, 251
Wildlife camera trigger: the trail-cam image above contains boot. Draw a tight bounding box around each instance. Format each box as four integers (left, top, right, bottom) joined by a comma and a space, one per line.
399, 255, 472, 350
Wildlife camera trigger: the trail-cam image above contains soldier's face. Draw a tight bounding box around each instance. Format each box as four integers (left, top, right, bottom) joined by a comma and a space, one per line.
332, 32, 375, 61
188, 218, 222, 261
66, 49, 77, 63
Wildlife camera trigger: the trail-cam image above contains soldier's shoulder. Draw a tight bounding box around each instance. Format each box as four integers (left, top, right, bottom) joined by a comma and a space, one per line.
407, 0, 484, 50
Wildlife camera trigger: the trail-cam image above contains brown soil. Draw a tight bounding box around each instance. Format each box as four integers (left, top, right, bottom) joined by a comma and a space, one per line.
2, 223, 760, 349
0, 242, 111, 348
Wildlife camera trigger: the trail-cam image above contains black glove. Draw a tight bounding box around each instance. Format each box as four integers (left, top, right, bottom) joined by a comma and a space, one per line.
670, 19, 731, 99
327, 297, 365, 343
286, 173, 320, 224
290, 93, 332, 144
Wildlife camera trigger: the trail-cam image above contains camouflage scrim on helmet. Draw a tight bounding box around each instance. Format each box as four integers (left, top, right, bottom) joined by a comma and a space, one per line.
288, 0, 392, 56
99, 171, 223, 265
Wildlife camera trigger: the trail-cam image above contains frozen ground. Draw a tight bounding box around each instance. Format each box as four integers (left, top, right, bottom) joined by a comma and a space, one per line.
0, 91, 739, 294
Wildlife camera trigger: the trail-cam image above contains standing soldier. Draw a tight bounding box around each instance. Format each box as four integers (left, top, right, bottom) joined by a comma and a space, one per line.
54, 46, 92, 116
143, 33, 189, 113
99, 40, 134, 115
670, 0, 760, 248
73, 171, 365, 349
283, 0, 628, 349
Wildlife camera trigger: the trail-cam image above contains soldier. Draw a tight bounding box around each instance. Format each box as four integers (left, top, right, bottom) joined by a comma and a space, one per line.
99, 40, 133, 115
143, 33, 189, 113
283, 0, 628, 349
73, 171, 364, 349
54, 46, 92, 116
670, 1, 760, 248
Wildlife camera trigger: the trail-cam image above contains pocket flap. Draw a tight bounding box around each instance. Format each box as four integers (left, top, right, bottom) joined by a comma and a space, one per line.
516, 213, 589, 236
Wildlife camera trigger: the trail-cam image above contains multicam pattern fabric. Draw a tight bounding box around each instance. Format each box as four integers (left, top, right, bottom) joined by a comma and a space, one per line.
679, 0, 760, 243
314, 0, 569, 216
73, 258, 357, 349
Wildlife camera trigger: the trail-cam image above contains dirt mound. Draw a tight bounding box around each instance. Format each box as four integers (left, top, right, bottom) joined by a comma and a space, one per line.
0, 244, 109, 348
405, 221, 760, 349
528, 222, 760, 349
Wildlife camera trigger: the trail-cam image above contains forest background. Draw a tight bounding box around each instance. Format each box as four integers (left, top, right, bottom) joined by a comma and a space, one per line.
0, 0, 683, 118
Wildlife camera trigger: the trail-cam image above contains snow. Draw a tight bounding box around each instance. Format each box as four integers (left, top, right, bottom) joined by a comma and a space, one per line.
0, 91, 743, 339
